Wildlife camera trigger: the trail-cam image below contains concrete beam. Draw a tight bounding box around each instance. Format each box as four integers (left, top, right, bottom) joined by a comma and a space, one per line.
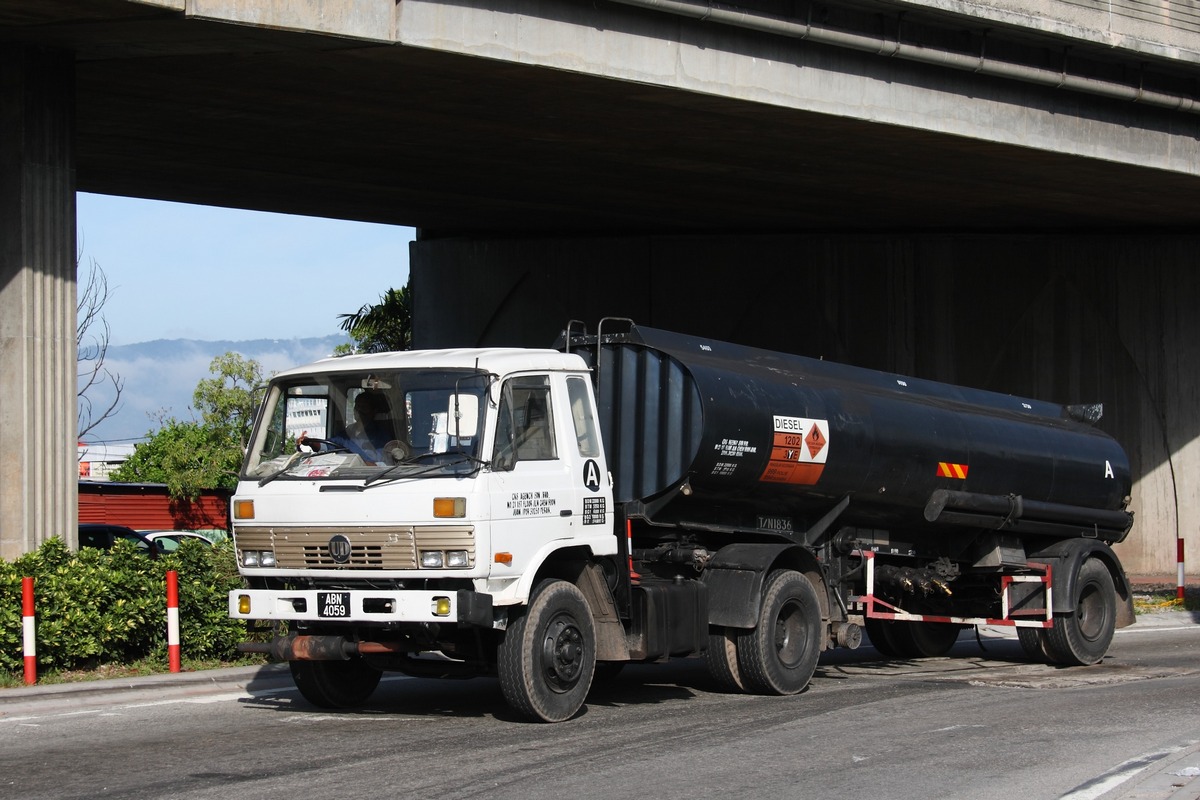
397, 0, 1200, 175
0, 46, 78, 559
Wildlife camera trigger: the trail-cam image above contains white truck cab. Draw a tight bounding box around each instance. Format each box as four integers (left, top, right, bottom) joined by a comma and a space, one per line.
231, 348, 619, 719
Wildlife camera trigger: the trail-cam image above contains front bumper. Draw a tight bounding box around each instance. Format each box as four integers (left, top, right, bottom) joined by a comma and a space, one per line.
229, 588, 493, 627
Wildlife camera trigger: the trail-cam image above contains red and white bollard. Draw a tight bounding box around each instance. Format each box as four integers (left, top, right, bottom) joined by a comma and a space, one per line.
1178, 539, 1187, 602
166, 570, 181, 672
22, 577, 36, 685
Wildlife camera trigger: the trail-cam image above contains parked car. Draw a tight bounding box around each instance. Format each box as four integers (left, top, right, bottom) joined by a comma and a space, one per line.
78, 523, 156, 556
140, 530, 214, 554
78, 525, 213, 557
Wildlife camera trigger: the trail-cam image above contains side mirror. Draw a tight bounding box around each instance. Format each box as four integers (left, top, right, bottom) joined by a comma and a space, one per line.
448, 394, 479, 439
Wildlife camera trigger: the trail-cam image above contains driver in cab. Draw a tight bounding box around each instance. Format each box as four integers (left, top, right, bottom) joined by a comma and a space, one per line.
299, 390, 406, 464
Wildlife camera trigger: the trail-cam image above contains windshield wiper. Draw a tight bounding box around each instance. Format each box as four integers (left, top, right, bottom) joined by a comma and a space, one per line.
364, 454, 487, 488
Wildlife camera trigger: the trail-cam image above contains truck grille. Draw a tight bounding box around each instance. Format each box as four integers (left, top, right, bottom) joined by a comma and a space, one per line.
234, 525, 475, 569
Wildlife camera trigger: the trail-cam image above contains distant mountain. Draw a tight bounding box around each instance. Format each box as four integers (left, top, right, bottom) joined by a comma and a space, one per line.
82, 334, 349, 444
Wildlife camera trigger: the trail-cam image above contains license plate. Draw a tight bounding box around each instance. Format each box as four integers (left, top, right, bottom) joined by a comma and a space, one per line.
317, 591, 350, 618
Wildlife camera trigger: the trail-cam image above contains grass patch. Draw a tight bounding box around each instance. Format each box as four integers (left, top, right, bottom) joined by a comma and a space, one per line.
1133, 586, 1200, 614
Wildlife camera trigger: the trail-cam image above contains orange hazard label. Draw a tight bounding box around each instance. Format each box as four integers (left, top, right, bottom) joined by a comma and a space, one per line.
760, 415, 829, 486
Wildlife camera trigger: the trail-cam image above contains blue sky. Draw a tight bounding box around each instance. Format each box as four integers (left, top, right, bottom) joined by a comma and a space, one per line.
77, 193, 414, 346
76, 193, 415, 444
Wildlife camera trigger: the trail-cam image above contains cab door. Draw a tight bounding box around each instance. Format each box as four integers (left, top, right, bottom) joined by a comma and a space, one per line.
487, 374, 579, 576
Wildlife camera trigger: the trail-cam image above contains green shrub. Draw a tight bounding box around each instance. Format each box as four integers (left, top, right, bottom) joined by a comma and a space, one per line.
1, 537, 249, 676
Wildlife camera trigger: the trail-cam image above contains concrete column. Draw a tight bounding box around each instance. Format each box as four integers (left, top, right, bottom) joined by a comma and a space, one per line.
0, 47, 78, 559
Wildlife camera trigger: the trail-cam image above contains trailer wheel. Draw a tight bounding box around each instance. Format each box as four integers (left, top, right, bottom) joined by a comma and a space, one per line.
1043, 557, 1116, 666
890, 622, 962, 658
864, 618, 902, 658
498, 579, 596, 722
704, 625, 746, 692
736, 570, 821, 695
1017, 628, 1051, 663
289, 658, 382, 709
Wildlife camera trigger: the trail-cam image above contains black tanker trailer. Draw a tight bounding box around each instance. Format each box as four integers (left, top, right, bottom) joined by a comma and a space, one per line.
563, 321, 1135, 682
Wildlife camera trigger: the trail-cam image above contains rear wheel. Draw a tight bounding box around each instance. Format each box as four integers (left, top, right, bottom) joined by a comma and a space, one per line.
498, 580, 596, 722
290, 658, 382, 708
865, 617, 903, 658
1017, 628, 1051, 662
736, 570, 822, 695
890, 621, 962, 658
1043, 558, 1116, 666
704, 625, 746, 692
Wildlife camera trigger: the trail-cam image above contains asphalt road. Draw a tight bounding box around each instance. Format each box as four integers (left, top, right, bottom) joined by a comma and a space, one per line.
3, 612, 1198, 800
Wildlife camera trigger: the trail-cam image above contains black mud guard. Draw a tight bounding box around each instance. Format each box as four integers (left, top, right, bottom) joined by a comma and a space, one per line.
1028, 538, 1136, 628
700, 542, 823, 629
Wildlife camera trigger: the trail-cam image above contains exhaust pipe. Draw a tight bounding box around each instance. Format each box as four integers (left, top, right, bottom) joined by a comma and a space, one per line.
237, 635, 407, 661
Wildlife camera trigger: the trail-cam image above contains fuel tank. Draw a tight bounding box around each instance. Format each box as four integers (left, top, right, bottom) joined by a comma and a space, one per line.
564, 324, 1133, 543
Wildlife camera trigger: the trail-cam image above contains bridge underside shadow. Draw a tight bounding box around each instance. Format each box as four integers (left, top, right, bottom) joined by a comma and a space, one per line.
414, 233, 1198, 576
3, 0, 1200, 573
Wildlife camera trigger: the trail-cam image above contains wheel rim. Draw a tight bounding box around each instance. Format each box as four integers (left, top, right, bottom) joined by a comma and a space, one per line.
774, 599, 806, 668
1077, 581, 1108, 643
542, 612, 585, 692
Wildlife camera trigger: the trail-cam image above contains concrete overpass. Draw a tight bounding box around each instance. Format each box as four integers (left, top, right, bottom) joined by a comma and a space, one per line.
3, 0, 1200, 575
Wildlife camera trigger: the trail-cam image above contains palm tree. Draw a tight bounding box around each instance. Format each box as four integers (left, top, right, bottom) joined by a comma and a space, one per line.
337, 283, 412, 353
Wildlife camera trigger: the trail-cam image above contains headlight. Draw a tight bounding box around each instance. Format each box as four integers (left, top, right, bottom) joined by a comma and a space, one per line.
241, 550, 275, 568
420, 550, 444, 568
446, 550, 470, 568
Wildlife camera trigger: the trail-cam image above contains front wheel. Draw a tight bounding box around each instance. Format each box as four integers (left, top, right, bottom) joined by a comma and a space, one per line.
498, 580, 596, 722
1043, 558, 1117, 666
736, 570, 822, 695
290, 658, 382, 708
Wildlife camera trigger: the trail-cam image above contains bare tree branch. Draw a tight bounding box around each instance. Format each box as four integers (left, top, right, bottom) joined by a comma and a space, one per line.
77, 258, 124, 439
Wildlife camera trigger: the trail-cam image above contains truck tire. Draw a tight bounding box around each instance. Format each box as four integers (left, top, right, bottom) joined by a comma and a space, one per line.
1042, 557, 1117, 666
290, 658, 382, 709
736, 570, 821, 695
498, 579, 596, 722
704, 625, 746, 692
889, 621, 962, 658
865, 618, 902, 658
1017, 627, 1051, 662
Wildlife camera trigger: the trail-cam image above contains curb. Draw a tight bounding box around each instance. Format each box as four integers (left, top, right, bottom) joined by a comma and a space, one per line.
0, 662, 293, 712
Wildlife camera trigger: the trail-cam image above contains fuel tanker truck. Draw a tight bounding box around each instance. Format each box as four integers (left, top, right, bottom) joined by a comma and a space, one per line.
230, 319, 1135, 722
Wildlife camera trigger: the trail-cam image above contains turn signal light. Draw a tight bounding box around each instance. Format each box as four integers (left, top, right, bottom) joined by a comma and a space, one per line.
494, 552, 513, 565
238, 594, 251, 614
433, 497, 466, 518
233, 499, 255, 520
432, 596, 451, 616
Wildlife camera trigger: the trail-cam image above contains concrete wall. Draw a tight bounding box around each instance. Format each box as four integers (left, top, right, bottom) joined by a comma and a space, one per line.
412, 234, 1200, 577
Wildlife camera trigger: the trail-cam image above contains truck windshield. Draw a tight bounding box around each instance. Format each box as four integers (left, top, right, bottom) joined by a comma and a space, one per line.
242, 368, 488, 482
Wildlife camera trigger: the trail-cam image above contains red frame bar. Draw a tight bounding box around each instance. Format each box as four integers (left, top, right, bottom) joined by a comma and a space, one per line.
854, 551, 1053, 629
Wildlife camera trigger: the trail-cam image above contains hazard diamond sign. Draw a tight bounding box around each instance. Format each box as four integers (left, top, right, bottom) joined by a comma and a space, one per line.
761, 415, 830, 486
